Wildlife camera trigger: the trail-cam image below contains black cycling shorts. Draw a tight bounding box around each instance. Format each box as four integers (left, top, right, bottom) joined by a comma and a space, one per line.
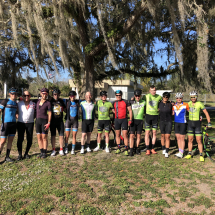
50, 121, 64, 136
82, 120, 94, 133
115, 118, 128, 130
98, 120, 111, 133
130, 119, 143, 134
174, 122, 187, 135
187, 121, 202, 136
160, 121, 172, 134
65, 119, 78, 132
145, 114, 158, 130
36, 118, 48, 134
0, 122, 16, 138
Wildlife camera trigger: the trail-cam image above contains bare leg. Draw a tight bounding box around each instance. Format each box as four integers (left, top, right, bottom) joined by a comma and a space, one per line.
115, 130, 121, 145
51, 136, 55, 149
42, 134, 48, 150
65, 130, 71, 145
59, 136, 64, 148
165, 134, 171, 149
105, 132, 109, 145
72, 131, 77, 146
136, 134, 141, 148
37, 134, 43, 149
175, 134, 180, 149
188, 135, 194, 152
180, 135, 186, 151
97, 133, 102, 144
86, 132, 91, 145
161, 134, 165, 147
81, 133, 87, 146
152, 130, 157, 145
145, 130, 150, 146
122, 130, 128, 146
0, 138, 7, 152
196, 136, 203, 153
130, 134, 135, 148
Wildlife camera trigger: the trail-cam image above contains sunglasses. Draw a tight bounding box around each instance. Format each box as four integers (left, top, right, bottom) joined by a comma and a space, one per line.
163, 96, 169, 99
176, 98, 182, 99
190, 97, 197, 99
135, 95, 140, 97
10, 93, 17, 95
116, 95, 121, 97
70, 95, 75, 97
23, 95, 30, 97
42, 93, 48, 95
53, 94, 59, 96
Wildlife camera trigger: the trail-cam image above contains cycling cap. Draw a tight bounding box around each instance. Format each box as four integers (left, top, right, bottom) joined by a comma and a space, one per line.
40, 88, 49, 93
9, 87, 18, 93
69, 91, 76, 96
134, 89, 142, 96
52, 88, 61, 94
115, 90, 122, 95
190, 91, 198, 96
175, 92, 183, 98
163, 92, 170, 98
100, 91, 107, 96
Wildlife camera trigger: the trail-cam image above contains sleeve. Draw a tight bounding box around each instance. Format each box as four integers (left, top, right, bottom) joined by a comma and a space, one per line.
61, 99, 66, 109
142, 95, 146, 101
47, 101, 52, 111
159, 95, 163, 101
0, 99, 7, 110
112, 101, 115, 109
172, 105, 175, 111
201, 102, 205, 110
186, 103, 189, 111
126, 100, 131, 107
110, 102, 113, 109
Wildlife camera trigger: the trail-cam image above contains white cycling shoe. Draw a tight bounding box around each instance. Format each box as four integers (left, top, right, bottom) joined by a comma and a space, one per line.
86, 147, 91, 152
105, 147, 110, 153
71, 150, 75, 155
51, 150, 56, 156
162, 150, 166, 155
59, 150, 65, 156
165, 153, 169, 158
94, 146, 100, 152
80, 148, 85, 154
175, 152, 183, 158
64, 148, 68, 154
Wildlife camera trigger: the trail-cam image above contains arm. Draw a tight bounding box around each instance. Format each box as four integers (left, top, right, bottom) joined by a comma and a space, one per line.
203, 109, 211, 124
127, 106, 132, 121
44, 111, 52, 131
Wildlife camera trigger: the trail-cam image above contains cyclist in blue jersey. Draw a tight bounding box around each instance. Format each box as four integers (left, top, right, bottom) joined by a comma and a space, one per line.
64, 90, 80, 155
80, 92, 96, 154
0, 87, 18, 162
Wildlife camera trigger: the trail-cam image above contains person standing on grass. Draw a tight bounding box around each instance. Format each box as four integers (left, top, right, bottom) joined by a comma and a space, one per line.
50, 89, 66, 156
17, 91, 36, 161
64, 90, 80, 155
113, 90, 133, 156
0, 87, 18, 162
185, 91, 211, 162
142, 85, 162, 155
80, 92, 96, 154
36, 88, 52, 159
129, 89, 146, 156
172, 92, 189, 158
158, 92, 172, 158
93, 91, 114, 153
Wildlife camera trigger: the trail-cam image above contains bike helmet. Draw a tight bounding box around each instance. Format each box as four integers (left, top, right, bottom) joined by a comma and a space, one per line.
175, 92, 183, 98
40, 88, 49, 93
69, 91, 76, 96
134, 89, 142, 96
115, 90, 122, 95
100, 91, 107, 96
9, 87, 18, 93
190, 91, 198, 96
163, 92, 170, 98
52, 88, 61, 94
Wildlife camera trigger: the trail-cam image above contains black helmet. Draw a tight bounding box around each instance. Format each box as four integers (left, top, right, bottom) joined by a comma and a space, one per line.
115, 90, 122, 95
134, 89, 142, 96
100, 91, 107, 96
163, 92, 170, 98
40, 87, 49, 93
52, 88, 61, 94
9, 87, 18, 94
69, 91, 76, 96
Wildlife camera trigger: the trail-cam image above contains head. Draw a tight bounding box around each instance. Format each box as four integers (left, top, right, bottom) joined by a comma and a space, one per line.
149, 85, 156, 96
85, 91, 92, 102
100, 91, 107, 101
175, 92, 183, 104
134, 89, 142, 102
22, 91, 31, 102
9, 87, 18, 101
115, 90, 122, 101
69, 90, 76, 101
163, 92, 170, 102
40, 88, 49, 100
190, 91, 198, 103
52, 88, 61, 101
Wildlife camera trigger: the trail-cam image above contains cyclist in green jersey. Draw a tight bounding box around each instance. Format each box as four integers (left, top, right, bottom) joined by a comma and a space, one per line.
185, 91, 211, 162
142, 85, 162, 155
129, 90, 146, 156
94, 91, 114, 153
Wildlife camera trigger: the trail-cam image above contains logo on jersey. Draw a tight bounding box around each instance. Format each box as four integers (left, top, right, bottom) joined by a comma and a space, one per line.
53, 104, 61, 115
189, 107, 197, 113
99, 106, 108, 112
149, 101, 156, 107
132, 104, 144, 109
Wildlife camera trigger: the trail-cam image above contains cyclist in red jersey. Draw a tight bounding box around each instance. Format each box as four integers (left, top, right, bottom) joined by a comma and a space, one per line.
113, 90, 132, 156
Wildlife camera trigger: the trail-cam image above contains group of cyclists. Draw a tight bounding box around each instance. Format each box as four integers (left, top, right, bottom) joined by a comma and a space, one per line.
0, 85, 212, 163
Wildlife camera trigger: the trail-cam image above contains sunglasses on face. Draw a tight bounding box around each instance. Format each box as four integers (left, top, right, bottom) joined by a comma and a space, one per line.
42, 93, 48, 95
23, 95, 30, 97
176, 98, 182, 99
163, 96, 169, 99
70, 95, 75, 97
11, 93, 17, 95
190, 97, 196, 99
135, 95, 140, 97
116, 95, 121, 97
53, 94, 59, 96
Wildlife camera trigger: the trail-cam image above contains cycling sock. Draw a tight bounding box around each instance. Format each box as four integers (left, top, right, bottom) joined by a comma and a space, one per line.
118, 144, 120, 149
60, 148, 63, 151
146, 145, 150, 150
18, 151, 22, 156
40, 148, 44, 153
179, 149, 184, 154
125, 146, 129, 151
65, 143, 68, 148
188, 151, 192, 155
166, 148, 169, 153
130, 148, 133, 153
200, 153, 203, 156
53, 148, 55, 151
152, 144, 155, 149
44, 149, 47, 154
87, 143, 90, 148
81, 145, 84, 149
0, 151, 1, 155
106, 143, 109, 148
72, 144, 75, 150
97, 143, 100, 148
6, 149, 10, 158
162, 146, 166, 150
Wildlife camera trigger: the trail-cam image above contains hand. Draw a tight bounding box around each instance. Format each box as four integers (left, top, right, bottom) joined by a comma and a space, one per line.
128, 120, 132, 126
207, 122, 212, 129
44, 123, 50, 131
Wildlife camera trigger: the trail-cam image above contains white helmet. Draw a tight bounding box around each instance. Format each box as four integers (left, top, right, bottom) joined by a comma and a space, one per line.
175, 92, 183, 98
190, 91, 198, 96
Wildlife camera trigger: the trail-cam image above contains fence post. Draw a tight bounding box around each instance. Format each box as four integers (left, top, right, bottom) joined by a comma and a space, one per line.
4, 82, 7, 99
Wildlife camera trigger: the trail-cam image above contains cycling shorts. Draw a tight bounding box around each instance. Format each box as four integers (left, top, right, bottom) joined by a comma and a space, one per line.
98, 120, 111, 133
187, 121, 202, 136
145, 114, 158, 130
115, 118, 128, 130
130, 119, 143, 134
160, 121, 172, 134
36, 118, 48, 134
0, 122, 16, 138
50, 121, 64, 136
82, 119, 94, 133
65, 119, 78, 132
174, 122, 187, 135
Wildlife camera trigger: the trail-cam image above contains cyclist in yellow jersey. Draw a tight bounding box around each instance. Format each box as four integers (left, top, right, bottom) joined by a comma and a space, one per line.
185, 91, 211, 162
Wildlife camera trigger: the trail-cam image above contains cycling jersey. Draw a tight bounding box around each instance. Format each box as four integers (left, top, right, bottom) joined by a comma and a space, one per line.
130, 99, 146, 120
36, 100, 51, 119
80, 100, 95, 120
159, 101, 172, 122
112, 99, 130, 119
142, 94, 162, 115
18, 101, 35, 123
96, 100, 113, 120
188, 101, 205, 121
0, 99, 18, 123
172, 102, 189, 123
50, 98, 66, 122
65, 100, 79, 121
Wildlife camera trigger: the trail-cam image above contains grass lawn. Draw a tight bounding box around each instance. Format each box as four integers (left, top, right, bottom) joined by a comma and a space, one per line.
1, 111, 215, 214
